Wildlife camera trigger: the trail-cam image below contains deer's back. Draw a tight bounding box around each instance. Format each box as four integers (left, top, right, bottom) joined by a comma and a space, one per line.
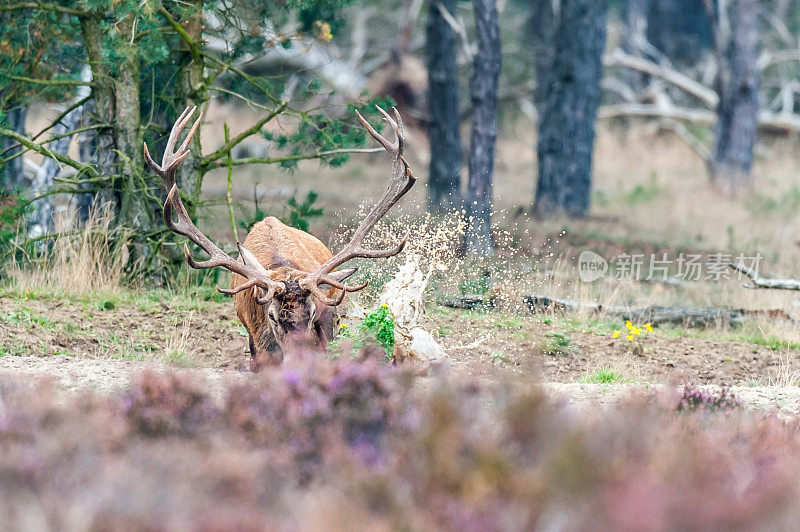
241, 216, 333, 272
231, 217, 334, 336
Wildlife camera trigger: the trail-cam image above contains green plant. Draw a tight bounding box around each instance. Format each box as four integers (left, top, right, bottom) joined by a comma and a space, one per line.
239, 190, 324, 233
458, 275, 492, 296
360, 304, 395, 357
624, 172, 661, 205
283, 191, 324, 232
329, 305, 396, 359
540, 331, 576, 357
579, 367, 629, 384
1, 307, 54, 329
0, 194, 27, 262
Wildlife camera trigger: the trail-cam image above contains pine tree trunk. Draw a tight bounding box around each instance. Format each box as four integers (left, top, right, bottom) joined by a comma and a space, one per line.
530, 0, 554, 112
465, 0, 501, 256
114, 16, 154, 265
623, 0, 651, 92
710, 0, 760, 195
425, 0, 462, 212
534, 0, 607, 218
175, 0, 207, 216
0, 106, 27, 192
80, 16, 117, 211
647, 0, 712, 65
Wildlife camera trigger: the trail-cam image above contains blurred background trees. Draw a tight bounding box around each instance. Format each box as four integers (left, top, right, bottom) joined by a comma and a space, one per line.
2, 0, 800, 270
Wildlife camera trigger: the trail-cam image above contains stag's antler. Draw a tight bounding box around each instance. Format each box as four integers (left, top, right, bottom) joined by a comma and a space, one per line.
300, 106, 417, 306
144, 106, 284, 302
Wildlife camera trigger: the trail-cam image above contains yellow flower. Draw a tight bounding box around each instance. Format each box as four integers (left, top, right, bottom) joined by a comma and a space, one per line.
632, 327, 641, 335
626, 335, 634, 340
645, 323, 653, 332
612, 331, 620, 338
313, 21, 333, 42
625, 320, 633, 330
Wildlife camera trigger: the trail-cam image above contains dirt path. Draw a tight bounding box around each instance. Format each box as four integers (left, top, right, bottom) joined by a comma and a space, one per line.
0, 355, 246, 398
4, 354, 800, 418
4, 295, 800, 416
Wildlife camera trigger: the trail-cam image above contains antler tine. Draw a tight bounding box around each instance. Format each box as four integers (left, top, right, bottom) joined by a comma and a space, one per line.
307, 285, 347, 307
355, 109, 394, 152
392, 107, 404, 154
218, 278, 260, 296
163, 106, 196, 165
299, 106, 416, 305
146, 112, 286, 304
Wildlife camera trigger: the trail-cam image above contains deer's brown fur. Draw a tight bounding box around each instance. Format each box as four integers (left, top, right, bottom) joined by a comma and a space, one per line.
143, 105, 415, 370
231, 216, 340, 367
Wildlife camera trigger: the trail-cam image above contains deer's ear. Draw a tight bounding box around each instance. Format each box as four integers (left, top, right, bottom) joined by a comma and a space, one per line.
237, 242, 270, 276
319, 267, 358, 289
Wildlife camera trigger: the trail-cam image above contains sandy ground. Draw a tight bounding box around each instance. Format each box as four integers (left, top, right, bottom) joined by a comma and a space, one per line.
3, 354, 800, 418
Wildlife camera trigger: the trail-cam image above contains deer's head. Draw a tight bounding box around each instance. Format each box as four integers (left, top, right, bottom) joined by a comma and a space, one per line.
144, 105, 415, 361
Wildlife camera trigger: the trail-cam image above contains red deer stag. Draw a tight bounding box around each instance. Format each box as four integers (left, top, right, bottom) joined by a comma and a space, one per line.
144, 106, 416, 368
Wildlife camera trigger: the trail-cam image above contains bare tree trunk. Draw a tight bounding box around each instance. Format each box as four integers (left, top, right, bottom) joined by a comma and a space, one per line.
623, 0, 651, 92
648, 0, 713, 65
175, 0, 207, 217
75, 99, 97, 224
80, 16, 117, 210
465, 0, 501, 256
114, 16, 153, 265
709, 0, 761, 195
530, 0, 555, 113
0, 106, 27, 192
534, 0, 607, 218
425, 0, 462, 212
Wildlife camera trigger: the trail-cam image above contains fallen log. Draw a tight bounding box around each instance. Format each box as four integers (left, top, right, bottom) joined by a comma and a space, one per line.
599, 103, 800, 134
729, 262, 800, 291
436, 295, 496, 310
436, 294, 793, 328
523, 295, 792, 328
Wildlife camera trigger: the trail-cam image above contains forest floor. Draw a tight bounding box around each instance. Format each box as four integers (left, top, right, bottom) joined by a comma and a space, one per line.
4, 286, 800, 417
13, 106, 800, 416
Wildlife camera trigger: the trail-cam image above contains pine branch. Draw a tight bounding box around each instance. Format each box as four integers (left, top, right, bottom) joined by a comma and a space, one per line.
3, 124, 110, 163
199, 103, 288, 168
221, 147, 384, 168
9, 75, 94, 87
0, 2, 88, 16
0, 127, 98, 178
158, 6, 201, 63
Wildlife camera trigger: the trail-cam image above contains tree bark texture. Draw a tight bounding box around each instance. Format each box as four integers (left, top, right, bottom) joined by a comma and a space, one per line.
465, 0, 501, 256
114, 16, 154, 265
623, 0, 651, 92
529, 0, 555, 112
710, 0, 761, 194
80, 16, 117, 211
0, 106, 27, 192
534, 0, 607, 218
175, 0, 207, 216
647, 0, 713, 65
425, 0, 462, 212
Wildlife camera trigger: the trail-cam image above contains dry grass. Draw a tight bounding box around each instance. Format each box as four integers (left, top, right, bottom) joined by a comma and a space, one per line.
163, 311, 199, 366
7, 207, 126, 298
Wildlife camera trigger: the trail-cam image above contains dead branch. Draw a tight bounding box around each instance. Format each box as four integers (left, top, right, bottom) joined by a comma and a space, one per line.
599, 103, 800, 134
436, 295, 495, 310
729, 263, 800, 291
524, 295, 792, 328
658, 118, 711, 162
603, 49, 719, 108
